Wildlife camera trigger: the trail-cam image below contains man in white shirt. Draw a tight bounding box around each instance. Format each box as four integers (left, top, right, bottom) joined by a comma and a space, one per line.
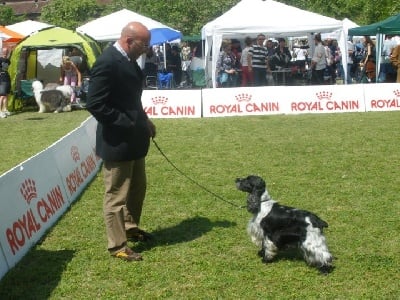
310, 33, 326, 85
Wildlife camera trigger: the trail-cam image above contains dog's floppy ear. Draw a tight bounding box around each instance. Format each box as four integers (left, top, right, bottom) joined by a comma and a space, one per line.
247, 175, 266, 191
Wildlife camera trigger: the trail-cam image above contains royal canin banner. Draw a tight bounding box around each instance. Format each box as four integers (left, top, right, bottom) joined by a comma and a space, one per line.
0, 150, 71, 270
363, 83, 400, 111
142, 89, 202, 118
202, 86, 285, 117
0, 117, 101, 279
142, 83, 400, 118
51, 126, 101, 202
286, 84, 366, 114
202, 84, 373, 117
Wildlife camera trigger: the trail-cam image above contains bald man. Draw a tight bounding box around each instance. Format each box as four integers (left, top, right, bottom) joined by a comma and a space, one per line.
86, 22, 156, 261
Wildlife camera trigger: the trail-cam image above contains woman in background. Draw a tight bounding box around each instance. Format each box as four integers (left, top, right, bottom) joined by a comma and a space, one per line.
217, 39, 238, 87
0, 47, 11, 118
361, 36, 376, 82
240, 37, 254, 86
60, 55, 81, 104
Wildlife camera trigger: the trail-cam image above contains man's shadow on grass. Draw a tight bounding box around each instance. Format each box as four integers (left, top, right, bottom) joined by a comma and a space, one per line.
0, 249, 75, 299
133, 216, 236, 252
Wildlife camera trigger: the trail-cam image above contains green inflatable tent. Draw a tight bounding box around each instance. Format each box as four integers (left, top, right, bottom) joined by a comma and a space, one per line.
8, 26, 101, 111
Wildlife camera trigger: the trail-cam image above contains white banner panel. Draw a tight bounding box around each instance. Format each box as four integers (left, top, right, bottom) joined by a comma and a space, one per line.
202, 84, 366, 117
82, 116, 98, 150
50, 126, 102, 204
364, 83, 400, 112
287, 84, 365, 114
0, 151, 70, 269
202, 86, 285, 117
142, 89, 202, 118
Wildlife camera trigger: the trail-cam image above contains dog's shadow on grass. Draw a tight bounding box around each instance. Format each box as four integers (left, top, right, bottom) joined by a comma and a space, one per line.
134, 216, 236, 251
0, 249, 75, 299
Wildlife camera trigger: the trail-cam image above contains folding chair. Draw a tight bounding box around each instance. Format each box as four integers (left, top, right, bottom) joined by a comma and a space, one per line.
157, 71, 174, 89
13, 79, 36, 110
192, 69, 206, 87
144, 62, 158, 89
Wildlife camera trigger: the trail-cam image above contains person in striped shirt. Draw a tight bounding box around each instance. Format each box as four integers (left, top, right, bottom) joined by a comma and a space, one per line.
248, 34, 269, 86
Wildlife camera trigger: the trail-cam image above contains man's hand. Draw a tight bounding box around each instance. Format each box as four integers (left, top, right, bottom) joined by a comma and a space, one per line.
147, 119, 156, 138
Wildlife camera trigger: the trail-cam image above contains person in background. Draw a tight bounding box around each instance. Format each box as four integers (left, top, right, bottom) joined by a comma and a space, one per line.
390, 43, 400, 83
69, 48, 83, 70
265, 39, 275, 57
294, 39, 309, 72
324, 38, 338, 82
310, 33, 326, 85
144, 47, 159, 73
269, 37, 292, 85
0, 47, 11, 118
248, 33, 269, 86
382, 35, 397, 61
380, 35, 397, 82
168, 45, 182, 86
361, 35, 376, 82
154, 45, 164, 70
217, 39, 238, 87
274, 38, 292, 68
60, 55, 82, 104
181, 42, 192, 85
240, 36, 254, 87
85, 21, 156, 262
231, 39, 242, 70
346, 38, 355, 84
181, 42, 191, 62
164, 43, 172, 71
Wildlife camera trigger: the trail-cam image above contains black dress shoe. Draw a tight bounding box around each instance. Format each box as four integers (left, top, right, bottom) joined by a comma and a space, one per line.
127, 229, 153, 242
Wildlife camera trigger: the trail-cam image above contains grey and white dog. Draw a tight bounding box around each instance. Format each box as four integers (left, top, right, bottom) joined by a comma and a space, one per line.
32, 80, 72, 113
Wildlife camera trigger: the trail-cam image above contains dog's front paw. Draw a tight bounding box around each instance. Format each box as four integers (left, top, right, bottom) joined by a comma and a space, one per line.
257, 249, 265, 257
261, 257, 274, 264
318, 265, 334, 275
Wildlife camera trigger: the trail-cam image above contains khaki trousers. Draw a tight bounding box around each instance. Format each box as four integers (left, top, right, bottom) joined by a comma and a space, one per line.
103, 158, 146, 251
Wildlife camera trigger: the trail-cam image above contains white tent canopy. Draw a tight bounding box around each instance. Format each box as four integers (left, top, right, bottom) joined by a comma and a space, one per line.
201, 0, 347, 87
76, 9, 182, 46
322, 18, 359, 40
7, 20, 53, 37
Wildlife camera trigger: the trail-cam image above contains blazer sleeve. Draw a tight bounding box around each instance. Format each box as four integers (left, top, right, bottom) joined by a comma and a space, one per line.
86, 50, 136, 129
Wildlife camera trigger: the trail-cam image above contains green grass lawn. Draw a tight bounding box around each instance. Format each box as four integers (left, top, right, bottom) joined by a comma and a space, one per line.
0, 110, 399, 299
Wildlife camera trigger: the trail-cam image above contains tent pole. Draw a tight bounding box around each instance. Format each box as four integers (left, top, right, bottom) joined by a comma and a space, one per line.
163, 42, 167, 70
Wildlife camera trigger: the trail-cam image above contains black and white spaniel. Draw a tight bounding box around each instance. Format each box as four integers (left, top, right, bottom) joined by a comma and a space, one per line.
235, 175, 333, 274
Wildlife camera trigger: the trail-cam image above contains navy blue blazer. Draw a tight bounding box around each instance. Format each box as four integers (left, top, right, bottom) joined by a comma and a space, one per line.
86, 45, 150, 161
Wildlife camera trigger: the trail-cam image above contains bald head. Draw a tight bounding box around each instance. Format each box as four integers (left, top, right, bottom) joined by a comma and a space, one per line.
118, 22, 151, 60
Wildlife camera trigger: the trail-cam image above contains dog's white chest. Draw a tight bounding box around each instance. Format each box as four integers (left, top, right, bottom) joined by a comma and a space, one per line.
247, 200, 275, 247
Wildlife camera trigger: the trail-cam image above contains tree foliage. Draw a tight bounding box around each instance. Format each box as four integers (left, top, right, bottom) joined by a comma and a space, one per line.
280, 0, 400, 26
99, 0, 240, 36
33, 0, 400, 36
0, 6, 24, 26
40, 0, 104, 30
